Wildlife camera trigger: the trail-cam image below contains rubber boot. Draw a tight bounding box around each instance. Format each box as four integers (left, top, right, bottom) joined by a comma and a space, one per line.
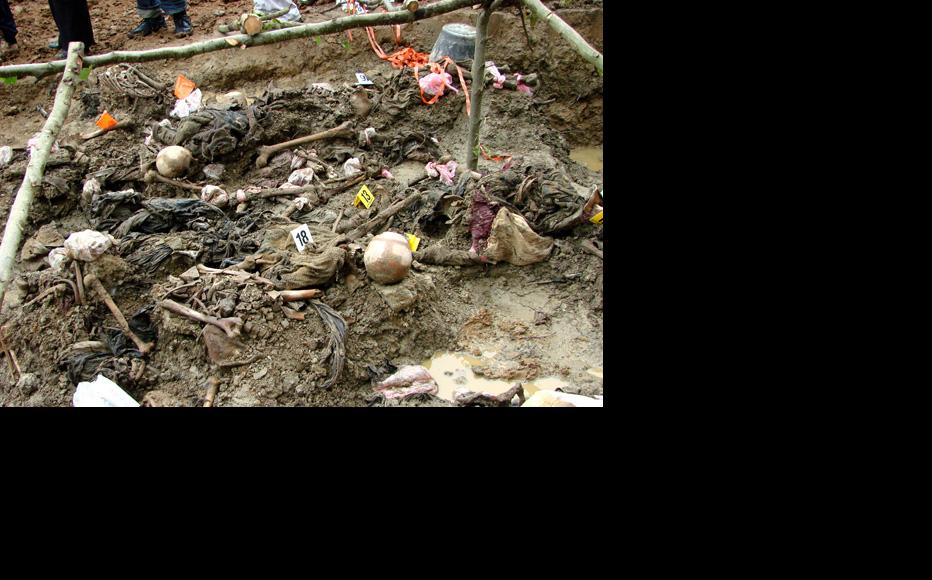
128, 16, 166, 38
172, 12, 193, 38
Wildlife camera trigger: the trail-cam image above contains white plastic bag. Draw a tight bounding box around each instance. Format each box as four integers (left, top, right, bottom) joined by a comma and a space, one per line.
63, 229, 116, 262
0, 145, 12, 167
255, 0, 301, 21
522, 390, 602, 407
170, 88, 203, 119
73, 375, 140, 407
201, 184, 229, 207
288, 167, 316, 185
343, 157, 362, 177
48, 247, 70, 270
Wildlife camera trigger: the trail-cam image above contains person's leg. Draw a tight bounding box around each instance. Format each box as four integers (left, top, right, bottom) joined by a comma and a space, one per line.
162, 0, 191, 37
136, 0, 163, 19
160, 0, 188, 16
47, 0, 61, 49
70, 0, 95, 49
50, 0, 95, 55
130, 0, 166, 37
0, 0, 18, 47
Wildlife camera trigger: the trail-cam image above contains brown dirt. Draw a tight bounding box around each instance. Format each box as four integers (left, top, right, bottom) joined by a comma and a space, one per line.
0, 0, 602, 407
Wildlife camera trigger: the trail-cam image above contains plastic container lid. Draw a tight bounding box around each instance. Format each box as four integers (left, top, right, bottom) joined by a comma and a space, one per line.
429, 23, 477, 63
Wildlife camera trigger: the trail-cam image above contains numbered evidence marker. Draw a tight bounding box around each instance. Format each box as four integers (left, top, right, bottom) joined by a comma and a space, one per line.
590, 210, 603, 225
405, 233, 420, 252
353, 184, 375, 209
355, 72, 374, 86
290, 223, 314, 253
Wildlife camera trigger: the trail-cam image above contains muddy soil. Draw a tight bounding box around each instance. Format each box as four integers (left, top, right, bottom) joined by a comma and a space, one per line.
0, 0, 602, 407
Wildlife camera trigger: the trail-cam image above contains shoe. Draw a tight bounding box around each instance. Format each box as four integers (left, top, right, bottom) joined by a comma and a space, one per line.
48, 39, 60, 50
56, 47, 93, 58
128, 16, 166, 38
172, 12, 192, 37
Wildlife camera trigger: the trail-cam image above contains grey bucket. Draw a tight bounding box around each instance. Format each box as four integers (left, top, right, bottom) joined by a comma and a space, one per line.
429, 23, 476, 63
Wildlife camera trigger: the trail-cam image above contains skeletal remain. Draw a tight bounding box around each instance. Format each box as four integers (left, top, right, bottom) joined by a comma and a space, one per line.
71, 340, 108, 353
280, 305, 305, 321
204, 377, 220, 407
73, 261, 84, 305
81, 119, 136, 141
160, 298, 243, 339
579, 240, 603, 260
7, 347, 21, 377
22, 283, 68, 309
347, 190, 423, 240
0, 327, 21, 379
132, 359, 146, 383
144, 169, 202, 192
195, 264, 276, 287
267, 289, 323, 302
217, 354, 261, 369
255, 121, 354, 168
84, 274, 154, 355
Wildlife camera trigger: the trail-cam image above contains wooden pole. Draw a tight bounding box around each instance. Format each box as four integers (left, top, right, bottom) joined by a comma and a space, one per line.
0, 42, 85, 310
465, 2, 500, 171
520, 0, 602, 75
0, 0, 475, 79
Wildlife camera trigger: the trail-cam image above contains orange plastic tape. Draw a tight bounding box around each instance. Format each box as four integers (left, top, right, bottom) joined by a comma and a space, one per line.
479, 144, 512, 163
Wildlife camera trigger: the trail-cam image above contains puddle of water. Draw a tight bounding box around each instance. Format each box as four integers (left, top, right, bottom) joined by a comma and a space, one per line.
423, 352, 568, 402
570, 146, 603, 172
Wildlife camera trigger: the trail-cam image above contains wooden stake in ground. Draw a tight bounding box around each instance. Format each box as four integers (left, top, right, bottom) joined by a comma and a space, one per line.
465, 2, 500, 171
520, 0, 603, 75
0, 42, 85, 309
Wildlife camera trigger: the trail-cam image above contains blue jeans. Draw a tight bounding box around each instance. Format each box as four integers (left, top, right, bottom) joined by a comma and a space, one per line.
137, 0, 188, 18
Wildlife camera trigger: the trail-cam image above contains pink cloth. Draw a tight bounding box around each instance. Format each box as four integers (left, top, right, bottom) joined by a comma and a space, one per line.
486, 61, 507, 88
425, 160, 457, 186
419, 71, 458, 96
485, 61, 534, 95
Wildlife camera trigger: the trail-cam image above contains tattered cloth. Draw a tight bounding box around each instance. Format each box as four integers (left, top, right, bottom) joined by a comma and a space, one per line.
468, 166, 595, 235
154, 108, 259, 161
230, 224, 346, 289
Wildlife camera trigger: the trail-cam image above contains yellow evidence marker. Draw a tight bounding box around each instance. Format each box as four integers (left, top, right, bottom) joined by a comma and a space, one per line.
353, 184, 375, 208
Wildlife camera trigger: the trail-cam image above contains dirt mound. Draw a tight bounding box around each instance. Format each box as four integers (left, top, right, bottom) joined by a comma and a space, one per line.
1, 0, 603, 407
